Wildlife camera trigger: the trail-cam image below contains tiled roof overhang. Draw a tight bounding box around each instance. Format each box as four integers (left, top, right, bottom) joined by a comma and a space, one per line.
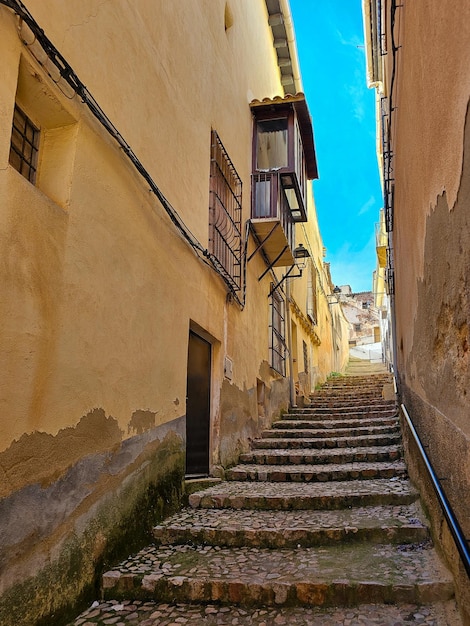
265, 0, 300, 95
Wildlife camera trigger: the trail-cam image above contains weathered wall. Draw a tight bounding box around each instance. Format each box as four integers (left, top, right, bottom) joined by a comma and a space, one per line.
0, 1, 340, 622
289, 195, 350, 390
218, 371, 289, 468
389, 0, 470, 619
0, 420, 185, 626
399, 108, 470, 622
0, 1, 287, 621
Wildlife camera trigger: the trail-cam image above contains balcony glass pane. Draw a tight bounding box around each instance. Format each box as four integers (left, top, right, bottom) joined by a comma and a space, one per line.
254, 178, 272, 217
256, 119, 288, 170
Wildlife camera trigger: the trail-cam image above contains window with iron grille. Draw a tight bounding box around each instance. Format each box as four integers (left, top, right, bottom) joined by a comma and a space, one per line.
269, 289, 286, 375
9, 105, 40, 184
209, 130, 243, 292
303, 340, 308, 374
306, 259, 318, 325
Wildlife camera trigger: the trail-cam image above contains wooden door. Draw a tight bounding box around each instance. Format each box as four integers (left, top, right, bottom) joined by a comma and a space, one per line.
185, 331, 211, 476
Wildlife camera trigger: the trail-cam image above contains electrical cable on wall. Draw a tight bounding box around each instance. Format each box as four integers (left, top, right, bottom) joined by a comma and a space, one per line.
0, 0, 246, 307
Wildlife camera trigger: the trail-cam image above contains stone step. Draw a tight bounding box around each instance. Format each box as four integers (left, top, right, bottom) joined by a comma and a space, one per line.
314, 396, 388, 402
153, 502, 429, 548
274, 417, 398, 430
70, 370, 460, 626
239, 445, 402, 465
262, 424, 400, 439
312, 385, 387, 393
320, 384, 388, 390
311, 383, 387, 398
283, 409, 398, 421
102, 542, 454, 608
225, 461, 407, 482
323, 376, 391, 385
319, 385, 389, 393
188, 478, 417, 510
294, 401, 395, 410
308, 398, 387, 406
252, 433, 401, 449
68, 599, 462, 626
292, 400, 396, 409
316, 379, 386, 385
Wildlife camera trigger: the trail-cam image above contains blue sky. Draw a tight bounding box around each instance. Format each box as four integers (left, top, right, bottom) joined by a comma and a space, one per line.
289, 0, 382, 293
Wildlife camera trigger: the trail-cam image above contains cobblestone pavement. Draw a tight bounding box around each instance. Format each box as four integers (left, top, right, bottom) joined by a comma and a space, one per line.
159, 502, 426, 528
69, 373, 462, 625
70, 599, 461, 625
187, 477, 419, 510
103, 540, 454, 583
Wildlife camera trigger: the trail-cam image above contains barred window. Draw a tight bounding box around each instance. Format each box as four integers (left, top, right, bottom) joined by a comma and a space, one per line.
209, 130, 242, 292
306, 259, 318, 325
269, 289, 286, 375
9, 105, 40, 184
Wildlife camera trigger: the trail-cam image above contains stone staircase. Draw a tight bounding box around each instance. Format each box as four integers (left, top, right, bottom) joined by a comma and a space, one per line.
69, 373, 461, 625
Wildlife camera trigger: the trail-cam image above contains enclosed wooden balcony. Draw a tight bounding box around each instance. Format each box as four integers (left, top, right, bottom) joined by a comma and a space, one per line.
249, 94, 318, 268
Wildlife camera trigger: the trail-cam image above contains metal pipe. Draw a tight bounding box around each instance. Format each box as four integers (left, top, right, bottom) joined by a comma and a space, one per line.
279, 0, 303, 93
401, 403, 470, 578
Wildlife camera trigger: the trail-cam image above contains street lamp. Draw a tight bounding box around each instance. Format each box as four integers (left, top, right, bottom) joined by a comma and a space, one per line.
268, 243, 311, 296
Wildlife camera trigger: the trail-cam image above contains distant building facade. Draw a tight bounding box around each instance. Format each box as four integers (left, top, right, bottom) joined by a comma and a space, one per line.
364, 0, 470, 621
0, 0, 348, 623
334, 286, 381, 348
373, 209, 394, 369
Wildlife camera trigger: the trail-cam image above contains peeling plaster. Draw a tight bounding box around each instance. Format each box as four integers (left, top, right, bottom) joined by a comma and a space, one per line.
409, 102, 470, 431
0, 424, 184, 626
127, 409, 156, 435
0, 408, 122, 499
218, 370, 288, 467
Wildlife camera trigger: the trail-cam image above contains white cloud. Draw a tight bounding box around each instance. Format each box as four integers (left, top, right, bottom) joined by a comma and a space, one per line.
335, 29, 363, 49
358, 196, 375, 216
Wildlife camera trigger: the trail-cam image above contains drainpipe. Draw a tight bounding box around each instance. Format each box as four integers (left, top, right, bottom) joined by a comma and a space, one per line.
388, 232, 400, 391
279, 0, 303, 93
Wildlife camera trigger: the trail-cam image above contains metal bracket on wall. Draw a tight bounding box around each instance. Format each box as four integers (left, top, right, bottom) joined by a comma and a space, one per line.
247, 221, 281, 263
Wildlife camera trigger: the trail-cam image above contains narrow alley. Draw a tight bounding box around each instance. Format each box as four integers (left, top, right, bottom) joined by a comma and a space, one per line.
68, 368, 461, 625
1, 1, 469, 624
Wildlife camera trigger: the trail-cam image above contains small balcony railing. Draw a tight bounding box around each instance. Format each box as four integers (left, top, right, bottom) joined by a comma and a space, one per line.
375, 221, 388, 269
250, 172, 295, 266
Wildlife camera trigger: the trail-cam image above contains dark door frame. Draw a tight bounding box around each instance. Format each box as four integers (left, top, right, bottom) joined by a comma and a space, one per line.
185, 330, 211, 477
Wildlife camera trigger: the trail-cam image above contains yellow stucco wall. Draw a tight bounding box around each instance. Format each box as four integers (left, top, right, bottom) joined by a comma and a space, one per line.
289, 189, 349, 389
0, 1, 347, 622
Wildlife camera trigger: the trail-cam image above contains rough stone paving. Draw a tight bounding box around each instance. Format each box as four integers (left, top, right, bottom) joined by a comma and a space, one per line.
69, 370, 461, 625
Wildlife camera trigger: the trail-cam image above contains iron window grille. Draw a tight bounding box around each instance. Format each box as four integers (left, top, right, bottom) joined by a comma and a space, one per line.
209, 130, 243, 292
303, 339, 308, 374
386, 245, 395, 295
269, 288, 287, 376
9, 105, 39, 184
306, 259, 318, 325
